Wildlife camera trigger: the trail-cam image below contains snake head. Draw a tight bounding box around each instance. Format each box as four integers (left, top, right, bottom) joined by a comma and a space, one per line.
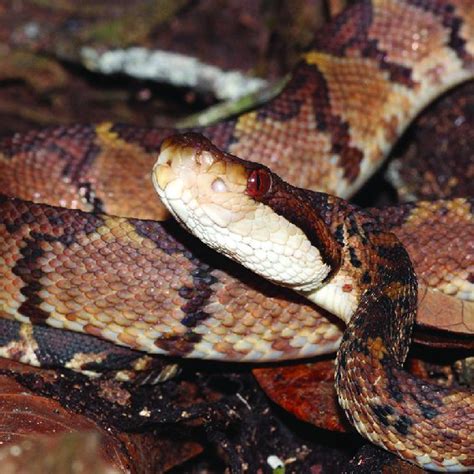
153, 133, 340, 292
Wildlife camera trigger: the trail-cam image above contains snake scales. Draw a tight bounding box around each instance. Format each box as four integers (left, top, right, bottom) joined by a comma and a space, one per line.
0, 0, 473, 470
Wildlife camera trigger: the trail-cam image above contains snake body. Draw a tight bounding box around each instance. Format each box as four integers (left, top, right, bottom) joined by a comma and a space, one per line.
0, 0, 473, 470
0, 192, 472, 360
154, 133, 473, 471
1, 0, 473, 220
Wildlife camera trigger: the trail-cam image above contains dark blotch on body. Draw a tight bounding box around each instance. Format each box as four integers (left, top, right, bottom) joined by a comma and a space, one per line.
334, 224, 345, 246
179, 266, 217, 329
132, 219, 186, 256
349, 247, 362, 268
154, 330, 202, 356
394, 414, 413, 435
371, 403, 395, 427
419, 403, 439, 420
361, 271, 371, 284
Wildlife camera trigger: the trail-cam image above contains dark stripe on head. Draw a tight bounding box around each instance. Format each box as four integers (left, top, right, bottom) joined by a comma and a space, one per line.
164, 134, 343, 278
256, 177, 343, 279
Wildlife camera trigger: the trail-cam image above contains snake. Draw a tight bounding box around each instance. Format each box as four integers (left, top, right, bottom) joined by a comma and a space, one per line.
155, 132, 474, 471
0, 0, 473, 470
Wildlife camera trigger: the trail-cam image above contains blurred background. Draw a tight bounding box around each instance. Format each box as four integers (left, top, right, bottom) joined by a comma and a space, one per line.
0, 0, 349, 135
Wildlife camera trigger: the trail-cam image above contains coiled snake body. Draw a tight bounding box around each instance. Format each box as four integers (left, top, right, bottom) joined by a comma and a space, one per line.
0, 0, 473, 470
155, 133, 473, 471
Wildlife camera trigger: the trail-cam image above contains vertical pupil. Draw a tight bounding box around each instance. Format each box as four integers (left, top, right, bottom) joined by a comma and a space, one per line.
256, 172, 261, 191
247, 169, 270, 198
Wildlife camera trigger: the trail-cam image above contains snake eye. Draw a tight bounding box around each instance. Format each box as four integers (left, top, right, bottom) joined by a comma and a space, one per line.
246, 169, 271, 198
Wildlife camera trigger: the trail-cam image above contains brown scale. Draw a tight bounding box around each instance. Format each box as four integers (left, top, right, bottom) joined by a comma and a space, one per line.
389, 82, 474, 201
0, 318, 173, 382
1, 191, 470, 362
0, 195, 343, 360
372, 199, 473, 300
0, 0, 472, 468
0, 188, 472, 467
339, 288, 472, 466
182, 131, 472, 468
368, 1, 456, 69
1, 0, 472, 205
0, 197, 199, 351
227, 142, 473, 468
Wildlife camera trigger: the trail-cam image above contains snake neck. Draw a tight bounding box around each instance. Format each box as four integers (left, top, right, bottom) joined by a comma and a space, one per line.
300, 196, 417, 362
290, 194, 364, 322
303, 273, 359, 324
